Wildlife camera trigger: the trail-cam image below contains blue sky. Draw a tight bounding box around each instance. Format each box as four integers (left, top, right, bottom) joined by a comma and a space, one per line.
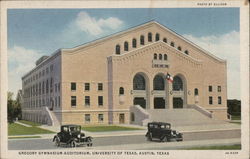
7, 8, 240, 99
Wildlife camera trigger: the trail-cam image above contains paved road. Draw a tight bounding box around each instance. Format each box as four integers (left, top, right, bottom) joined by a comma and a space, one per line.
8, 129, 240, 150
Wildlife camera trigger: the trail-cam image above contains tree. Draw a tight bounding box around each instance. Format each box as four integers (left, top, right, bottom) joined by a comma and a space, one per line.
7, 92, 22, 123
227, 99, 241, 116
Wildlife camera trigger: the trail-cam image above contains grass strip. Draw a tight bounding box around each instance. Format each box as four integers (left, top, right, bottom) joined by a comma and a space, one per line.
18, 120, 41, 127
8, 123, 54, 135
8, 136, 41, 139
184, 144, 241, 150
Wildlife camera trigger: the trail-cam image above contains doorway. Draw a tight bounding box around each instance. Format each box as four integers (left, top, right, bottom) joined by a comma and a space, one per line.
133, 97, 146, 109
154, 97, 165, 109
119, 113, 125, 124
173, 97, 183, 108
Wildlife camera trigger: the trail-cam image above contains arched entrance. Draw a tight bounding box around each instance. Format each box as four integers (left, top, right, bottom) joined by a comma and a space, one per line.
172, 74, 186, 108
133, 73, 149, 109
153, 74, 166, 109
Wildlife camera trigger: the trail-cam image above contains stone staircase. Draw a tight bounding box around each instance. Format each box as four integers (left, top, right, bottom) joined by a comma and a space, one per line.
146, 109, 225, 126
43, 107, 60, 126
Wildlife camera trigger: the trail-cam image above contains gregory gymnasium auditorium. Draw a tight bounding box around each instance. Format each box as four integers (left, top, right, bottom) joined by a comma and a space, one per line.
21, 21, 228, 126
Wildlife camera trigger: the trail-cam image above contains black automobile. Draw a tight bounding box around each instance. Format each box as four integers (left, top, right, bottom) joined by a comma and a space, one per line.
145, 122, 183, 142
53, 124, 93, 147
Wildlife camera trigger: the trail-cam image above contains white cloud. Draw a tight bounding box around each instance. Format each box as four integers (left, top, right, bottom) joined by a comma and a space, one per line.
75, 11, 123, 36
8, 46, 43, 97
183, 31, 240, 99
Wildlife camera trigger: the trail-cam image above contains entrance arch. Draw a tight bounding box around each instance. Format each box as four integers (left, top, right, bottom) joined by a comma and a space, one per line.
133, 72, 149, 109
172, 74, 187, 108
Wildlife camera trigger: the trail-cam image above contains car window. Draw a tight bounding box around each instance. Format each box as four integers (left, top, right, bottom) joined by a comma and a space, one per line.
63, 127, 68, 132
160, 125, 166, 129
70, 126, 76, 132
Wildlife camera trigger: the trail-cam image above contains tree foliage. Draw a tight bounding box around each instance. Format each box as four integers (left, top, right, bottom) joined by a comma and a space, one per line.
7, 92, 22, 123
227, 99, 241, 116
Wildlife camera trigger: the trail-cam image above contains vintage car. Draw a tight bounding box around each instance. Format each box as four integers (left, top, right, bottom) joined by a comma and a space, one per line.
145, 122, 183, 142
53, 124, 93, 147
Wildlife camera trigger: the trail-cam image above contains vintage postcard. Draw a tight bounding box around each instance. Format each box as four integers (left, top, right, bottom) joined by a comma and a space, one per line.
0, 0, 249, 159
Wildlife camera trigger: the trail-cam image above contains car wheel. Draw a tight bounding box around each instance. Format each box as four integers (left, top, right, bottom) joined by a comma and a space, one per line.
70, 140, 76, 148
146, 133, 152, 141
54, 137, 60, 147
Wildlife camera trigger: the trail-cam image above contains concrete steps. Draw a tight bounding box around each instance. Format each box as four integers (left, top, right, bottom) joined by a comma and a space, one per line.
146, 109, 225, 126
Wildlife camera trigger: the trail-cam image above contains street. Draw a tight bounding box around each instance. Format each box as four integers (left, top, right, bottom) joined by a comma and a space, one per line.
8, 129, 240, 150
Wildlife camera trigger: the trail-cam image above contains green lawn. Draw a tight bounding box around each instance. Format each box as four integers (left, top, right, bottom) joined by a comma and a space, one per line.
184, 144, 241, 150
8, 123, 54, 135
82, 125, 143, 132
8, 136, 41, 139
18, 120, 41, 127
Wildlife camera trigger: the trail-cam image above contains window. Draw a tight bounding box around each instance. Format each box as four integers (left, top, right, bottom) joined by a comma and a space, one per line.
55, 83, 57, 92
170, 42, 175, 47
155, 33, 160, 41
124, 41, 129, 51
46, 79, 49, 93
119, 87, 124, 95
58, 96, 60, 107
98, 114, 104, 123
50, 78, 53, 93
209, 96, 213, 105
50, 65, 53, 72
218, 86, 221, 92
133, 74, 146, 90
71, 96, 76, 107
153, 75, 164, 90
148, 32, 152, 42
218, 96, 222, 104
140, 35, 144, 45
98, 96, 103, 106
85, 114, 90, 123
85, 96, 90, 106
209, 86, 212, 92
194, 88, 199, 96
98, 83, 103, 91
132, 38, 137, 48
71, 82, 76, 91
55, 97, 57, 107
154, 53, 157, 60
115, 45, 120, 55
163, 38, 167, 43
184, 50, 189, 55
173, 76, 183, 91
159, 54, 162, 60
58, 83, 60, 92
178, 46, 182, 51
85, 83, 90, 91
164, 54, 167, 60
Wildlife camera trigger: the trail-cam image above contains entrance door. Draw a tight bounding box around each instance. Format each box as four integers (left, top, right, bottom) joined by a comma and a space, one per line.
173, 98, 183, 108
133, 97, 146, 109
154, 98, 165, 109
119, 114, 125, 124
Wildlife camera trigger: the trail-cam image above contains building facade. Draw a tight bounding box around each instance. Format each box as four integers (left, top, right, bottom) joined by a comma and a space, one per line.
21, 21, 228, 125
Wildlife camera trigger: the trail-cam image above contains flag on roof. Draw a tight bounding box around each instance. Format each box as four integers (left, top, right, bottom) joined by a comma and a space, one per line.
166, 73, 173, 83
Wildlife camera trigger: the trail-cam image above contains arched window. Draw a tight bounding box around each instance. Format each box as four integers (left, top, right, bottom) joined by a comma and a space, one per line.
194, 88, 199, 95
170, 42, 175, 47
159, 54, 162, 60
173, 76, 183, 91
119, 87, 124, 95
164, 54, 167, 60
153, 75, 165, 90
140, 35, 145, 45
116, 45, 120, 55
133, 74, 146, 90
132, 38, 137, 48
155, 33, 160, 41
163, 38, 167, 43
124, 41, 129, 51
154, 53, 157, 60
178, 46, 182, 51
148, 32, 152, 42
184, 50, 189, 55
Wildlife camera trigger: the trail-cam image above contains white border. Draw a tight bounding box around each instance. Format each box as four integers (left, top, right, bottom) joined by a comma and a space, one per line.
1, 0, 249, 159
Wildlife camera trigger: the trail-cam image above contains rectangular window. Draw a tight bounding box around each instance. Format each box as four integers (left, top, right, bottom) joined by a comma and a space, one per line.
209, 96, 213, 105
85, 96, 90, 106
98, 114, 104, 123
71, 96, 76, 107
85, 83, 90, 91
71, 82, 76, 91
85, 114, 90, 123
218, 86, 221, 92
98, 96, 103, 106
58, 96, 60, 107
98, 83, 103, 91
218, 96, 222, 104
209, 86, 212, 92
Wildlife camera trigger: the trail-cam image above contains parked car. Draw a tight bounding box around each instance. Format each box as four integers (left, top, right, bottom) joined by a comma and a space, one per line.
53, 124, 93, 147
145, 122, 183, 142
